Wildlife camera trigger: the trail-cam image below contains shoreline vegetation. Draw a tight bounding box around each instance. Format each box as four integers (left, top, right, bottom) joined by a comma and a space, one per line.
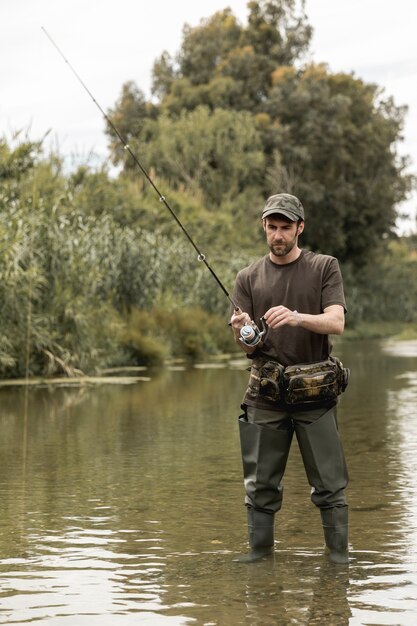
342, 322, 417, 342
1, 329, 415, 387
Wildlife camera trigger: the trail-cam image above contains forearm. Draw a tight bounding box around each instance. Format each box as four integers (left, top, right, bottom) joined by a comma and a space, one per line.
264, 304, 345, 335
295, 311, 344, 335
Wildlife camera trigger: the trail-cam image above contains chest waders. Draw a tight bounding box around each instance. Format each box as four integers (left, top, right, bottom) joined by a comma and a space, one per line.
233, 405, 349, 564
233, 414, 293, 563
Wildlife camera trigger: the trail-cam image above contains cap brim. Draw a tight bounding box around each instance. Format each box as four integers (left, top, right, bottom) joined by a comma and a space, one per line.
262, 208, 298, 221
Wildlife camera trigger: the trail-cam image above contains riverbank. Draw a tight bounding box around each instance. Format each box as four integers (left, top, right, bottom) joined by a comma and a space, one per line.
343, 321, 417, 341
1, 329, 416, 387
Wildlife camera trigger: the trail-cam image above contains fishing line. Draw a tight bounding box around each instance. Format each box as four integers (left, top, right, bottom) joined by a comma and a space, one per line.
41, 27, 238, 311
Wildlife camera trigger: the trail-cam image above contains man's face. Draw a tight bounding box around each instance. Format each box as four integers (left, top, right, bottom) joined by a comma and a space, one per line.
263, 215, 303, 258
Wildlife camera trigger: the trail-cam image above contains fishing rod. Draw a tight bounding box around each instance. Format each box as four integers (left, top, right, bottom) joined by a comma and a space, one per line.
41, 27, 266, 347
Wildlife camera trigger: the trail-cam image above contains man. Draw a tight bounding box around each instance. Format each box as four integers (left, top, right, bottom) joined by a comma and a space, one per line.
230, 193, 349, 564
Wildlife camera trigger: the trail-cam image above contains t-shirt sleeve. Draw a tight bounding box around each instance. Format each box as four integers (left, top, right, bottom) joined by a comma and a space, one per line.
321, 258, 347, 312
230, 270, 255, 320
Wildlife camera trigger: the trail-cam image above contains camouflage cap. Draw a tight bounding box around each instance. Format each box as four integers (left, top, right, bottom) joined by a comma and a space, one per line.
262, 193, 304, 222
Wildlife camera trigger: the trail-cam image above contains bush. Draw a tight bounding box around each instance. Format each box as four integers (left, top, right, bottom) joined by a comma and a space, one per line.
122, 306, 235, 365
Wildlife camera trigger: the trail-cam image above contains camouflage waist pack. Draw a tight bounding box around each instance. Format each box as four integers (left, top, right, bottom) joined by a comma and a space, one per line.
247, 356, 349, 405
283, 357, 350, 405
246, 358, 284, 402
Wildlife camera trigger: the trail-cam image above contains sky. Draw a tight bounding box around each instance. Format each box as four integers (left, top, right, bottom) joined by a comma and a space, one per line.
1, 0, 416, 233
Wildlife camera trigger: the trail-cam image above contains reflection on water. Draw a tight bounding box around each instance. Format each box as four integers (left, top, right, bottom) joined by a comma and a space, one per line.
1, 339, 417, 625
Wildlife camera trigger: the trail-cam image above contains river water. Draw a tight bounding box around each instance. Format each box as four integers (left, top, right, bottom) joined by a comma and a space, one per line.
1, 339, 417, 625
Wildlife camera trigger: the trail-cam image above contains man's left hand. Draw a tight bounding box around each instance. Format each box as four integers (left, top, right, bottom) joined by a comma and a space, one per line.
263, 306, 300, 329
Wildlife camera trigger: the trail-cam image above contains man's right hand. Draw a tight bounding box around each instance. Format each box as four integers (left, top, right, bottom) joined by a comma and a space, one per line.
230, 309, 259, 353
230, 308, 251, 334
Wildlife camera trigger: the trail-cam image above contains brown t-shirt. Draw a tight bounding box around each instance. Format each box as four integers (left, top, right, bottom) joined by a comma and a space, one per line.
232, 250, 346, 400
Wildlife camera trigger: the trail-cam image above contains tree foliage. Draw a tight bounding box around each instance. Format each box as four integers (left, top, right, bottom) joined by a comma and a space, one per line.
119, 106, 265, 206
106, 0, 413, 266
265, 64, 412, 263
152, 1, 312, 110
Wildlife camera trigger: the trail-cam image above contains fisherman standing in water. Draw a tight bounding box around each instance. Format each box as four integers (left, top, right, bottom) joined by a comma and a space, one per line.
230, 193, 350, 564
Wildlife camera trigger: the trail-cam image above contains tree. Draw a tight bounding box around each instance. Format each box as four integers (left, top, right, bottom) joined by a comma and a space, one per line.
265, 64, 413, 263
114, 105, 265, 206
106, 0, 413, 266
106, 81, 157, 163
151, 1, 311, 113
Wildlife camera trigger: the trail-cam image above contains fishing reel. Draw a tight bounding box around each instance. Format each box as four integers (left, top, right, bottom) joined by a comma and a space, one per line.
240, 317, 267, 347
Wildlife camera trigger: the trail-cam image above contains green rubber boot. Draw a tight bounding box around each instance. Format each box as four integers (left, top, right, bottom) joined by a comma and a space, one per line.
321, 506, 349, 564
233, 508, 275, 563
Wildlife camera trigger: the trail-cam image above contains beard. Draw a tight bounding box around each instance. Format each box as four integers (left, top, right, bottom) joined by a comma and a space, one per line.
268, 237, 297, 257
